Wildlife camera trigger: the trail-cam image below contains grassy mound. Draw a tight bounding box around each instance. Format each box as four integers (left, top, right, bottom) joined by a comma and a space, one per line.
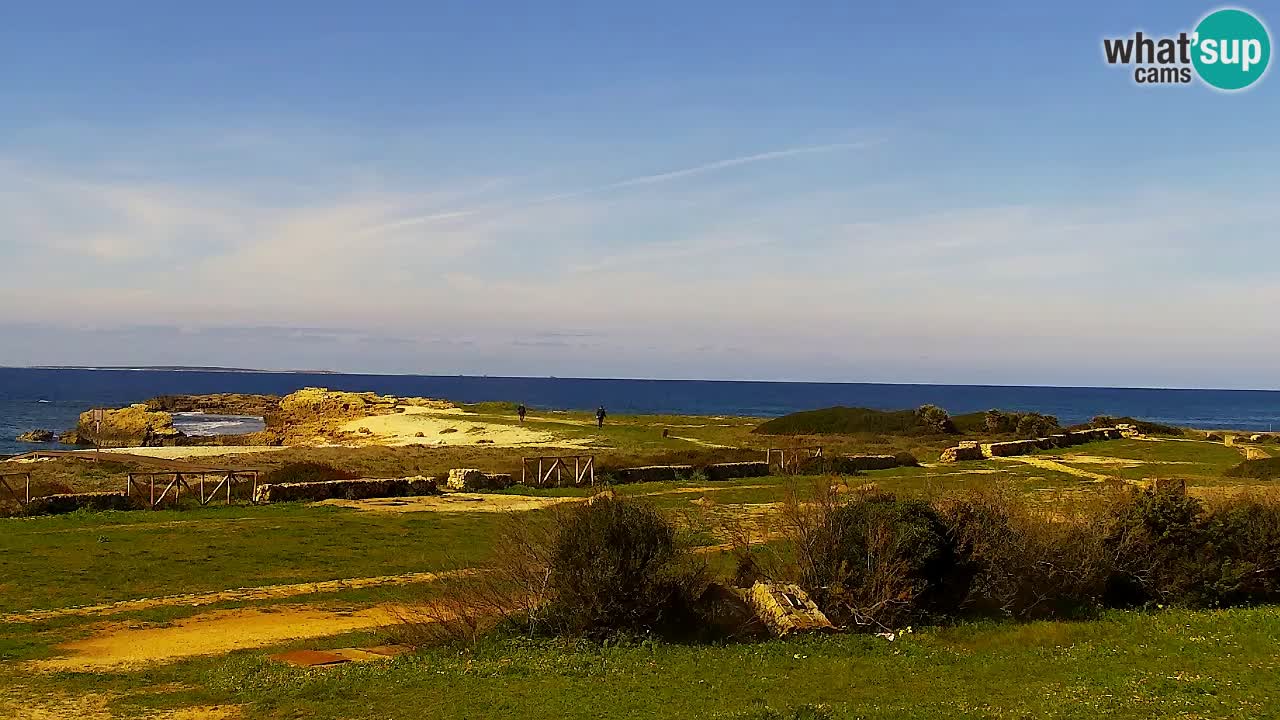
752, 406, 955, 436
1087, 415, 1185, 437
1224, 457, 1280, 480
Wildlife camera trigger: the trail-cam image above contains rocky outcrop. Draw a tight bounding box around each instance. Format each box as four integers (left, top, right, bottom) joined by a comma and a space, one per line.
145, 393, 280, 416
259, 388, 453, 445
16, 429, 55, 443
75, 405, 185, 448
446, 469, 513, 491
703, 461, 770, 481
611, 465, 694, 484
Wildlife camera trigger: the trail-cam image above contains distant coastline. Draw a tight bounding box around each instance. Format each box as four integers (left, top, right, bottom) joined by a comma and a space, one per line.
16, 365, 339, 375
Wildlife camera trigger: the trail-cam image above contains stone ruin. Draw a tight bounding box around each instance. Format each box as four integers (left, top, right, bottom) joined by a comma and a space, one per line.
747, 582, 834, 636
939, 427, 1126, 463
253, 477, 437, 503
446, 468, 514, 491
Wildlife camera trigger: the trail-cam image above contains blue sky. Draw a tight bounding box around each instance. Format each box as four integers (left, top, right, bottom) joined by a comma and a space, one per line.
1, 1, 1277, 387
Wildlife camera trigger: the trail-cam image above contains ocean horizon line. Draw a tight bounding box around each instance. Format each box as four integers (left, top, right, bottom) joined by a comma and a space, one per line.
6, 366, 1280, 395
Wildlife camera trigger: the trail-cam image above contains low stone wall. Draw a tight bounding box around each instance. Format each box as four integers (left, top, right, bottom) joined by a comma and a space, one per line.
842, 455, 901, 471
446, 469, 513, 491
254, 478, 415, 503
703, 461, 770, 481
939, 442, 984, 462
611, 465, 694, 484
26, 492, 133, 515
981, 439, 1042, 457
940, 427, 1125, 463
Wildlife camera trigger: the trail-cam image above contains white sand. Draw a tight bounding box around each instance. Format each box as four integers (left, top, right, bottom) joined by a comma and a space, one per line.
339, 406, 589, 448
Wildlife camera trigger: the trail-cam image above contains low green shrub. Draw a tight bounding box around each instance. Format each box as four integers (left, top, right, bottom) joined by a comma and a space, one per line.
792, 490, 968, 630
1089, 415, 1185, 437
1225, 457, 1280, 480
753, 406, 958, 436
544, 496, 708, 638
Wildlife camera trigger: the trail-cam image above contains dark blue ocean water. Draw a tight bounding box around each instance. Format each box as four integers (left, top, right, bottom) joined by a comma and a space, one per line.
2, 368, 1279, 455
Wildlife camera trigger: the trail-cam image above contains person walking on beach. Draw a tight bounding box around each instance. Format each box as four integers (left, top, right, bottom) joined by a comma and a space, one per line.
596, 406, 607, 428
516, 404, 527, 423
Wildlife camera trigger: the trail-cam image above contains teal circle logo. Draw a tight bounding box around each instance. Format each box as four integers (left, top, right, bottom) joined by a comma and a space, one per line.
1193, 8, 1271, 90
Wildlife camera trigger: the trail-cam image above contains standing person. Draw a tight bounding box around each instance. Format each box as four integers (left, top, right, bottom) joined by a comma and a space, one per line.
596, 406, 606, 428
516, 404, 527, 423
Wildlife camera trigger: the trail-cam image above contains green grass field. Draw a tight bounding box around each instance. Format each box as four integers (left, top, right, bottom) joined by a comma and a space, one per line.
1, 414, 1276, 719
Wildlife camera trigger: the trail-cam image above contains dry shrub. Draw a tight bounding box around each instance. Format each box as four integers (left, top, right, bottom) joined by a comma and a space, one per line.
938, 485, 1110, 620
1105, 484, 1280, 608
393, 510, 559, 647
543, 496, 708, 638
782, 479, 966, 631
399, 495, 708, 645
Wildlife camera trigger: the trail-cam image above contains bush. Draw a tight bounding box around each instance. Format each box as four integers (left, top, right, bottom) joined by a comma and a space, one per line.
979, 409, 1060, 438
1090, 415, 1185, 437
914, 405, 955, 434
261, 461, 358, 485
1103, 483, 1205, 607
787, 486, 966, 630
543, 496, 707, 638
893, 451, 920, 467
939, 487, 1109, 620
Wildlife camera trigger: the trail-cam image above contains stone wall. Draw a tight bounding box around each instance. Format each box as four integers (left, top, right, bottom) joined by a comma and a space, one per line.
446, 468, 513, 491
610, 465, 694, 484
703, 461, 770, 481
841, 455, 901, 471
940, 427, 1126, 463
253, 477, 422, 503
25, 492, 134, 515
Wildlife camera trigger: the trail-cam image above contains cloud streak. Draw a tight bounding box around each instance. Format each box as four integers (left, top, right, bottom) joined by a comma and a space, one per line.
361, 140, 876, 235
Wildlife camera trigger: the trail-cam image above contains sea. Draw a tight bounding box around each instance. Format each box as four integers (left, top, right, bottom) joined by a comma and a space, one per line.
2, 367, 1279, 455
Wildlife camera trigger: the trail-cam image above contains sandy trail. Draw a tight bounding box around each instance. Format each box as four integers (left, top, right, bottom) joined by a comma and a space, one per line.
71, 446, 285, 460
321, 493, 586, 513
31, 604, 412, 671
0, 689, 238, 720
4, 570, 472, 624
996, 456, 1113, 482
340, 406, 590, 448
665, 435, 736, 448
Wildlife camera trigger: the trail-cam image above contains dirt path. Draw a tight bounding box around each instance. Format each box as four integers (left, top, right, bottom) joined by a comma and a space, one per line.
30, 604, 412, 671
321, 493, 585, 513
0, 690, 237, 720
995, 456, 1113, 482
4, 570, 472, 623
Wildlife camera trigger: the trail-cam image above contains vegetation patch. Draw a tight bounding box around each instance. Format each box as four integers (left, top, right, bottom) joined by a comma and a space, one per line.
753, 406, 957, 436
1225, 457, 1280, 480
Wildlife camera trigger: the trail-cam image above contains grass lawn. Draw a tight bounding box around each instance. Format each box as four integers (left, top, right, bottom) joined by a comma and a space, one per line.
9, 606, 1278, 719
2, 424, 1277, 718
